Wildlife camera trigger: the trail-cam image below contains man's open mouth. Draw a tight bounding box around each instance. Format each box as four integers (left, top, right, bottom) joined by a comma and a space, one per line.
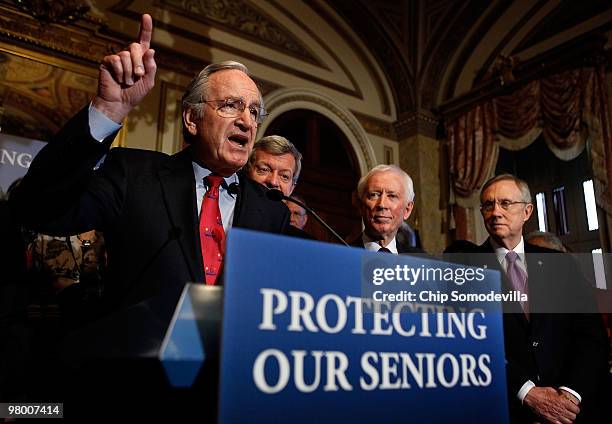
228, 134, 248, 146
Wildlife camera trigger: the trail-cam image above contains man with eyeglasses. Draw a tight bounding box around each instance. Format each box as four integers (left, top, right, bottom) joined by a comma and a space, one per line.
454, 174, 608, 424
11, 14, 291, 312
285, 194, 308, 231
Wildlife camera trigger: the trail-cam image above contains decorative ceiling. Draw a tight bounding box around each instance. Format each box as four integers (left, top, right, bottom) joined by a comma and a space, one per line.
0, 0, 610, 141
0, 51, 96, 140
329, 0, 612, 117
158, 0, 318, 63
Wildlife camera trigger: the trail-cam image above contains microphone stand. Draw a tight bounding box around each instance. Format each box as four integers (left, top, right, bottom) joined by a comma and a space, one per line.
266, 189, 349, 247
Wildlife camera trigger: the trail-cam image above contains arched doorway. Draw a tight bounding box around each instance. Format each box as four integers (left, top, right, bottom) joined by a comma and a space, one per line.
264, 109, 362, 243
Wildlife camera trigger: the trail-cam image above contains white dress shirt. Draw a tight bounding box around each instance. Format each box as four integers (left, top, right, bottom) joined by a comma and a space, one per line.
362, 233, 399, 254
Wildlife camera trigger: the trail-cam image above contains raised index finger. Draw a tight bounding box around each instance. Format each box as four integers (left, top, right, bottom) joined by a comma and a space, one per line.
138, 14, 153, 50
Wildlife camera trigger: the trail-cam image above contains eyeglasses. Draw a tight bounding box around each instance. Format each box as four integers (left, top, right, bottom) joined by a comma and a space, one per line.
481, 199, 529, 212
200, 98, 267, 124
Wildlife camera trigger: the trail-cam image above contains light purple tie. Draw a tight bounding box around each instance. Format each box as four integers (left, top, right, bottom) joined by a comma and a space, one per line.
505, 251, 529, 315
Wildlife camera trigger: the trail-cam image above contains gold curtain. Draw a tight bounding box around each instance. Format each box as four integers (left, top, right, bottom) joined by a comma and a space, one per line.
447, 101, 498, 198
446, 66, 612, 239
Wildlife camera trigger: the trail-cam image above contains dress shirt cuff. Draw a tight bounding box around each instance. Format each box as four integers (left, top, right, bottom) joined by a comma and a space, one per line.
558, 386, 581, 403
89, 102, 122, 142
517, 380, 535, 403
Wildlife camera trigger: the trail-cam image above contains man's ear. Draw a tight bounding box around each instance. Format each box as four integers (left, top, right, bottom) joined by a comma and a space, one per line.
403, 201, 414, 220
183, 109, 198, 136
523, 203, 534, 222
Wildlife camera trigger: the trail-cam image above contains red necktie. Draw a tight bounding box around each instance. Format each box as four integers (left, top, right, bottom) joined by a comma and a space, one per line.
199, 175, 226, 285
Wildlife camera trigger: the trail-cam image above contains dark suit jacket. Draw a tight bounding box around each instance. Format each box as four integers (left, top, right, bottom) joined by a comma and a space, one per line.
349, 232, 425, 254
10, 107, 291, 318
461, 240, 608, 423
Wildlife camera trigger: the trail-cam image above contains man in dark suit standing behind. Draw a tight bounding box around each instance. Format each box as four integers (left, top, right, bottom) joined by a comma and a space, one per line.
463, 174, 608, 424
350, 165, 423, 254
10, 14, 290, 317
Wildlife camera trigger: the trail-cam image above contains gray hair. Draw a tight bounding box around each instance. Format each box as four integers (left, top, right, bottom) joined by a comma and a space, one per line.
181, 61, 263, 143
480, 174, 532, 203
247, 135, 303, 183
357, 165, 415, 203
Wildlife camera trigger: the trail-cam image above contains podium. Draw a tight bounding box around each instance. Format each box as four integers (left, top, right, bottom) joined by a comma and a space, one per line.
56, 284, 222, 420
57, 229, 509, 423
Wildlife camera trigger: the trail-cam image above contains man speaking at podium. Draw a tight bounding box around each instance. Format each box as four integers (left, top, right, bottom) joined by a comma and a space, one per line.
10, 14, 290, 319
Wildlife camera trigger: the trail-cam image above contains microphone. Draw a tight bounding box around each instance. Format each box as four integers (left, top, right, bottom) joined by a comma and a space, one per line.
266, 189, 349, 247
266, 189, 284, 202
228, 182, 240, 195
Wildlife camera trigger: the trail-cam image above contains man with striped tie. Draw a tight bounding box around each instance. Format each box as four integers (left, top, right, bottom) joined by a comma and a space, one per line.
461, 174, 608, 424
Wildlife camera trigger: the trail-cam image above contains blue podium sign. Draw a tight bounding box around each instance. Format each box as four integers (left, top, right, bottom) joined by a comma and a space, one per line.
0, 133, 45, 195
219, 229, 509, 423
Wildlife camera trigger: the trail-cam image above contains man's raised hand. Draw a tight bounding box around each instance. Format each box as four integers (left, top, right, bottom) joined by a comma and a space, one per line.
93, 14, 157, 123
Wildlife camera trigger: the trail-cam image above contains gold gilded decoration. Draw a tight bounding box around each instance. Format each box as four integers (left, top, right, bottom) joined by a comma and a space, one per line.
0, 52, 96, 139
394, 110, 439, 140
67, 86, 90, 111
6, 89, 64, 131
13, 0, 89, 24
352, 111, 397, 140
3, 55, 52, 83
0, 6, 120, 64
161, 0, 315, 61
484, 55, 520, 87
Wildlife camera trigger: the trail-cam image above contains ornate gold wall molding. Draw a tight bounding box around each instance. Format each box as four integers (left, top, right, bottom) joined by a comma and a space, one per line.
0, 4, 120, 64
13, 0, 90, 24
263, 89, 375, 172
394, 110, 439, 140
351, 111, 396, 141
158, 0, 317, 64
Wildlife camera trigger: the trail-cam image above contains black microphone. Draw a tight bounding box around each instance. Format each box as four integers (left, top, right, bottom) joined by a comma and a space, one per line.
266, 188, 284, 202
266, 189, 349, 247
228, 182, 240, 195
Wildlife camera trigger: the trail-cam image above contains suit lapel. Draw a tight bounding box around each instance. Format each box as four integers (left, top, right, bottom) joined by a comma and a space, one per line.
157, 148, 204, 283
524, 242, 548, 330
232, 174, 267, 228
348, 233, 365, 248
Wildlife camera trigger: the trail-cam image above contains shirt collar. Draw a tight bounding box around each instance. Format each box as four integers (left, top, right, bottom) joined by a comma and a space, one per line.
362, 233, 399, 254
192, 161, 238, 196
490, 236, 525, 264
